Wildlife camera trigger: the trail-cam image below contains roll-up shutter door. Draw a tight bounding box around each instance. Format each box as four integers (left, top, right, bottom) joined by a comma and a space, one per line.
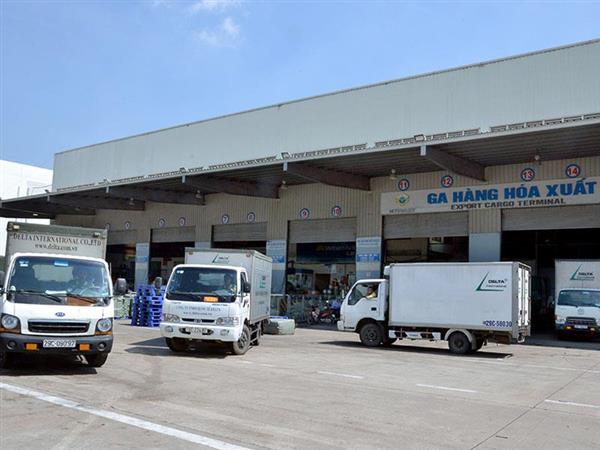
152, 226, 195, 243
108, 230, 137, 245
289, 218, 356, 244
213, 222, 267, 242
502, 205, 600, 231
384, 212, 468, 239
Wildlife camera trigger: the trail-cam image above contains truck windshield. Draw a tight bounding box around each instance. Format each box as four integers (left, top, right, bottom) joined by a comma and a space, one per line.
558, 290, 600, 308
166, 267, 238, 302
7, 256, 110, 306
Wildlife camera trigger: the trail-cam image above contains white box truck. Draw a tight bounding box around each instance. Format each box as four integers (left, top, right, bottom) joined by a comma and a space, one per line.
338, 262, 531, 354
160, 248, 272, 355
0, 222, 124, 368
554, 260, 600, 338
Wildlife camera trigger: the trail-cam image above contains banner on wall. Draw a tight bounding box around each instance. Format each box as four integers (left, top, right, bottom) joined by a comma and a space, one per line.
381, 176, 600, 215
356, 236, 382, 280
134, 242, 150, 289
266, 240, 287, 294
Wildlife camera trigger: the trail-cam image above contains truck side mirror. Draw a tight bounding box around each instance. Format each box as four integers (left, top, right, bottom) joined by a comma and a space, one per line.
243, 281, 251, 293
114, 278, 128, 295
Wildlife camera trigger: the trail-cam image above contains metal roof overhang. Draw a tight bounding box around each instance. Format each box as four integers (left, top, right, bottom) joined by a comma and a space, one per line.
2, 119, 599, 219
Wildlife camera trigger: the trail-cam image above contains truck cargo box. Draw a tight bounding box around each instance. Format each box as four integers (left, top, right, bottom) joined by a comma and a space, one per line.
387, 262, 530, 338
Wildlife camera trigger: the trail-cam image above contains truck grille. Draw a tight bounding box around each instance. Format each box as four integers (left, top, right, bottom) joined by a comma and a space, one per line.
28, 321, 90, 334
565, 317, 597, 327
182, 318, 215, 324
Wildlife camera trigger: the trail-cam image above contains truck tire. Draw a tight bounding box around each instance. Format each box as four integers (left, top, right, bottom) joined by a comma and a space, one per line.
166, 337, 188, 353
359, 323, 383, 347
448, 332, 470, 355
230, 324, 251, 355
85, 353, 109, 367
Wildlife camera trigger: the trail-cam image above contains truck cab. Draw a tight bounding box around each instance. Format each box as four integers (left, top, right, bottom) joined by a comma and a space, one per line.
554, 288, 600, 337
0, 252, 117, 368
554, 260, 600, 338
338, 279, 387, 332
161, 263, 255, 355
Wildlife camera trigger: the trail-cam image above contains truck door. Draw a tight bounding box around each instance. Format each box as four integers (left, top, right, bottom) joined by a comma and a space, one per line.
342, 281, 386, 329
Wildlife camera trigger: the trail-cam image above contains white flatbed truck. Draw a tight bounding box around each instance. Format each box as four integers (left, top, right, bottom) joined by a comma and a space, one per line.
160, 248, 272, 355
338, 262, 531, 354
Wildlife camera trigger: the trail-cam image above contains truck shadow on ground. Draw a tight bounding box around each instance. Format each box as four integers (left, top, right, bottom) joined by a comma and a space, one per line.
525, 334, 600, 351
125, 337, 229, 359
0, 355, 97, 376
319, 340, 514, 359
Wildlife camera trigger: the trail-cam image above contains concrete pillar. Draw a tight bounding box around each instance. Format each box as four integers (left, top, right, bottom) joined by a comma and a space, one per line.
469, 232, 501, 262
356, 236, 383, 280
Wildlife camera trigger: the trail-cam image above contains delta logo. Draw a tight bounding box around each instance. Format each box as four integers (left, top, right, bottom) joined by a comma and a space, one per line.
570, 265, 595, 281
476, 273, 508, 292
212, 254, 230, 264
396, 193, 410, 207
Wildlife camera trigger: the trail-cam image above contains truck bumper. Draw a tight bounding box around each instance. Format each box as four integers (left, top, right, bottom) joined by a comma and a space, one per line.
555, 324, 599, 336
0, 333, 113, 355
160, 323, 241, 343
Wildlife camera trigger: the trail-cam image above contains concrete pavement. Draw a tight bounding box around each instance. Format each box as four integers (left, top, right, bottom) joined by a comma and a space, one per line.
1, 322, 599, 449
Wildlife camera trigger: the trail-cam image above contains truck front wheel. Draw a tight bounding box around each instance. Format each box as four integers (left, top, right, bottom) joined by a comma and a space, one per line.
166, 337, 188, 353
85, 353, 109, 367
448, 332, 470, 355
230, 324, 251, 355
359, 323, 383, 347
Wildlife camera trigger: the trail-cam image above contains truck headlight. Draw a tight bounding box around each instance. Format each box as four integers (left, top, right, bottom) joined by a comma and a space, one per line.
163, 314, 180, 323
555, 315, 566, 324
1, 314, 20, 330
96, 318, 113, 333
216, 317, 239, 326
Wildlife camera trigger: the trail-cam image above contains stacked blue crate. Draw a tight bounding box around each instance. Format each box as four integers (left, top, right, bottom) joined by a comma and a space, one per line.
131, 284, 166, 327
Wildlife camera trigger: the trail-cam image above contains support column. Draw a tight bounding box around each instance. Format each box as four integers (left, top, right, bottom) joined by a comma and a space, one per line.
469, 233, 501, 262
356, 236, 382, 280
469, 209, 501, 262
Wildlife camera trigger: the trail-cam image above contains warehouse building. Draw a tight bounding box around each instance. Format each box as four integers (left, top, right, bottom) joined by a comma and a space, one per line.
2, 40, 600, 327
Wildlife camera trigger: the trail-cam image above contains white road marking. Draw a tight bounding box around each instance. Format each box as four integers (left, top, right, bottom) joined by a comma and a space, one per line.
317, 371, 364, 380
237, 360, 254, 364
544, 399, 600, 409
416, 383, 478, 394
0, 382, 252, 450
259, 363, 275, 368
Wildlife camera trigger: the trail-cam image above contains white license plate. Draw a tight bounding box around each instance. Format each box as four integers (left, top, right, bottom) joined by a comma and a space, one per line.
574, 325, 588, 330
43, 339, 76, 348
190, 327, 207, 335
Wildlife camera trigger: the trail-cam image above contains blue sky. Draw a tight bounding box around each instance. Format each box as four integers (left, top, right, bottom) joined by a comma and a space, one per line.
1, 0, 599, 169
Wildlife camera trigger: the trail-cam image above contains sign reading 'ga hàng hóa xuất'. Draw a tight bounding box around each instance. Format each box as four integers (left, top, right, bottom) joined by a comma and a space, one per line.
381, 177, 600, 215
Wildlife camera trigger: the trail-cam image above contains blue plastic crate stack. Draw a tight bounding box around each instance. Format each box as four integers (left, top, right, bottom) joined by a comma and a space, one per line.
131, 284, 166, 327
